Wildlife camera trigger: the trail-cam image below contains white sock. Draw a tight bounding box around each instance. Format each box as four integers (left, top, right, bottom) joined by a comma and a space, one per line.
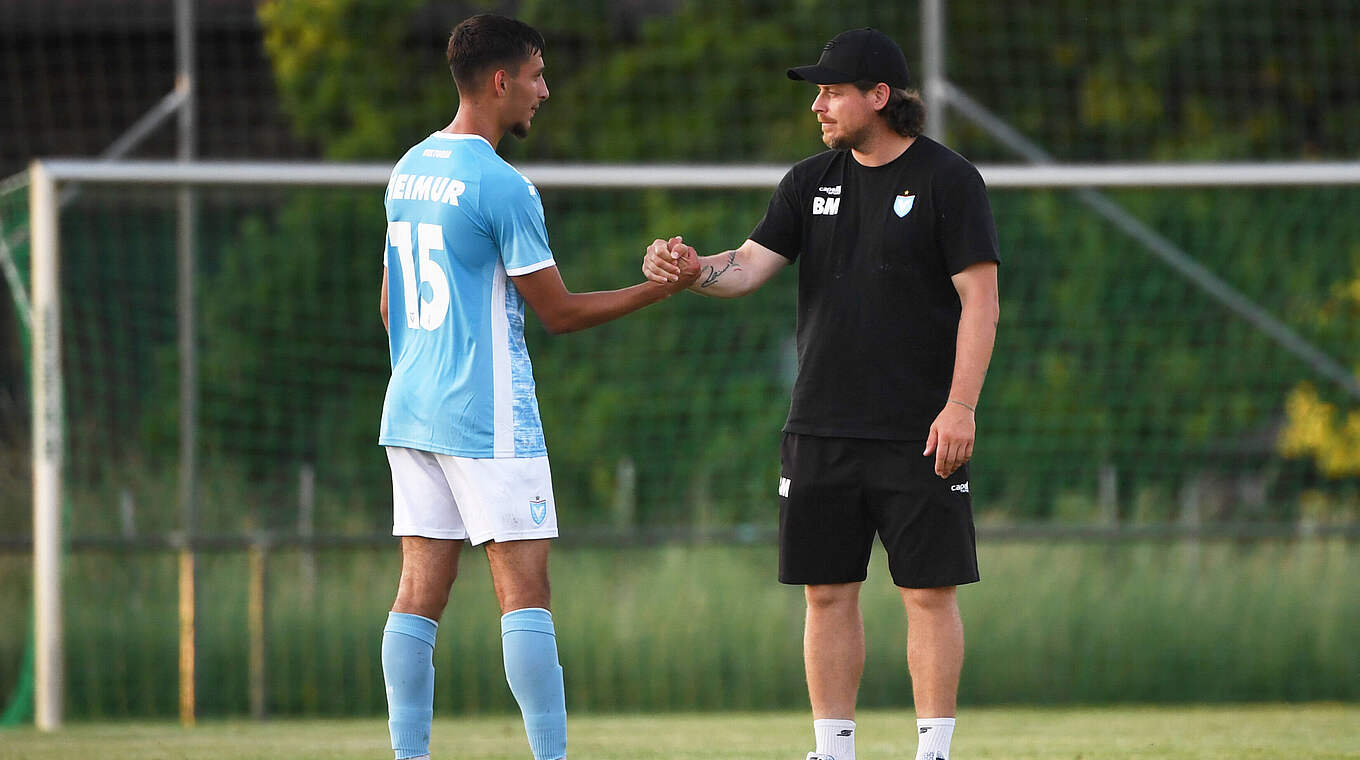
915, 717, 955, 760
813, 718, 856, 760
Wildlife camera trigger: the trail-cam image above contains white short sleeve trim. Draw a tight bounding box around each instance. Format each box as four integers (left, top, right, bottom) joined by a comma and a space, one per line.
505, 258, 557, 277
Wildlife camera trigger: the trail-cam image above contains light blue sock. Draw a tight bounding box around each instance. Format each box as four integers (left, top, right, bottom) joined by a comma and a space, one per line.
383, 612, 438, 760
501, 607, 567, 760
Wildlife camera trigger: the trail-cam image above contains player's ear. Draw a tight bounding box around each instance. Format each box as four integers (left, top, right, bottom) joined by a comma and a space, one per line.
872, 83, 890, 111
494, 69, 508, 95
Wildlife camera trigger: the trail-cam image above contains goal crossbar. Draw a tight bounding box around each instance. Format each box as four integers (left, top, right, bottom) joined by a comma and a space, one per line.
33, 158, 1360, 189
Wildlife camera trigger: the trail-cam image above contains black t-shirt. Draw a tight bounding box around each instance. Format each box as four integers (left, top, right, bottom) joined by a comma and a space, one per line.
750, 135, 1000, 440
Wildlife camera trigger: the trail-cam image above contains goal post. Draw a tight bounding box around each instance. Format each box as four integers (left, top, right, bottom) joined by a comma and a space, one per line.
28, 161, 61, 732
25, 157, 1360, 728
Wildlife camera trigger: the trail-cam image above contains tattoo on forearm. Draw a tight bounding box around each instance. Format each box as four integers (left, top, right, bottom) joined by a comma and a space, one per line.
700, 250, 741, 288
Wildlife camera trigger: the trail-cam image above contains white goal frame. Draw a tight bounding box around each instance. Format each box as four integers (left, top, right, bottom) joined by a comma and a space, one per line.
26, 157, 1360, 728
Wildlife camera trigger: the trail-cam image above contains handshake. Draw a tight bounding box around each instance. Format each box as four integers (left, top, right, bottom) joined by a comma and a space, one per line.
643, 236, 700, 289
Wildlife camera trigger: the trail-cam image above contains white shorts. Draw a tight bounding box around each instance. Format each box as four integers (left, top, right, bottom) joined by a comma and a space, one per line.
386, 446, 558, 544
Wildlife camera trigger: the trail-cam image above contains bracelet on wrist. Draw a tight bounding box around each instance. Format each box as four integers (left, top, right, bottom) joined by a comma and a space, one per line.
948, 399, 976, 413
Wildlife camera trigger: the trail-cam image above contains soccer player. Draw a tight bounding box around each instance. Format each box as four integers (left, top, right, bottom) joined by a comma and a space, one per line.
643, 28, 1000, 760
377, 15, 697, 760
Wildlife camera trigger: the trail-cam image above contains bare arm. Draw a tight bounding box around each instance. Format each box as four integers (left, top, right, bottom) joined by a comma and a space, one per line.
924, 261, 1000, 477
513, 245, 699, 334
946, 261, 1000, 408
643, 238, 788, 298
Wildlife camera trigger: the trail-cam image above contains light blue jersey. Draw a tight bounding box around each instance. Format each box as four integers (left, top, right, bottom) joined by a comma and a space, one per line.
379, 132, 555, 458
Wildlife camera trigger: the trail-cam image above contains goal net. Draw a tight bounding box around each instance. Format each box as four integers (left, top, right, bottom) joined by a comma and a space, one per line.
5, 160, 1359, 720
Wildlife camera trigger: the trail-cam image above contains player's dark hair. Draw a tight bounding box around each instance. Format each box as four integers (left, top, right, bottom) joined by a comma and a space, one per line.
854, 81, 926, 138
447, 14, 545, 92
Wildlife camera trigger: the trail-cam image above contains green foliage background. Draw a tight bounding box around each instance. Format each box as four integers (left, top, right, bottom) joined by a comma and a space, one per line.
16, 0, 1357, 536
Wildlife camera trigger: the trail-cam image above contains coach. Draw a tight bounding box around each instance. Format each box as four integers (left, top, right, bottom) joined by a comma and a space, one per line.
643, 27, 1000, 760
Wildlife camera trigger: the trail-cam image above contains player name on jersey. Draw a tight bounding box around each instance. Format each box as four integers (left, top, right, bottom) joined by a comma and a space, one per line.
389, 173, 467, 206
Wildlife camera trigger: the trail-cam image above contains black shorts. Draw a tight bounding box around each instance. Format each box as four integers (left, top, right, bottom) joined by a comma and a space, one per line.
778, 433, 980, 588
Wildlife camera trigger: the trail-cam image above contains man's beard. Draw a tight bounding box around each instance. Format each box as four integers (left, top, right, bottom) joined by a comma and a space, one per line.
509, 121, 530, 139
823, 121, 871, 151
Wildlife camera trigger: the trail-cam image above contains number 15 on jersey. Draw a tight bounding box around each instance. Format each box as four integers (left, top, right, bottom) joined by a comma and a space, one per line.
388, 221, 451, 331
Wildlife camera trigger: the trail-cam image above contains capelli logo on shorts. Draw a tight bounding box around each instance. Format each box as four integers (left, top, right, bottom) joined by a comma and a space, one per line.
950, 482, 970, 493
778, 477, 791, 497
529, 497, 548, 525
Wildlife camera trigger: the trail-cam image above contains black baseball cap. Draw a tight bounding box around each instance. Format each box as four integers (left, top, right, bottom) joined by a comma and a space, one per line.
787, 27, 911, 89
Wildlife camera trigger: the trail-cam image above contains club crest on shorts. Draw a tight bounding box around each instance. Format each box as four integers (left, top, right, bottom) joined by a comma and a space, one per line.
893, 191, 915, 217
529, 496, 548, 525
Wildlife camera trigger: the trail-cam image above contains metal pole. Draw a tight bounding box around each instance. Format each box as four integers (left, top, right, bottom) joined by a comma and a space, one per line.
248, 538, 268, 720
175, 0, 199, 728
29, 160, 63, 731
298, 464, 316, 601
922, 0, 947, 141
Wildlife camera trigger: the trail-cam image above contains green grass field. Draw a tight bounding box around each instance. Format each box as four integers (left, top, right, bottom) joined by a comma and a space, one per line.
2, 705, 1356, 760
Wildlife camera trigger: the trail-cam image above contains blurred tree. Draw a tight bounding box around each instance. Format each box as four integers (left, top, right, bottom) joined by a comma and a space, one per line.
945, 0, 1360, 162
168, 0, 1359, 525
1279, 258, 1360, 479
259, 0, 456, 160
258, 0, 1360, 164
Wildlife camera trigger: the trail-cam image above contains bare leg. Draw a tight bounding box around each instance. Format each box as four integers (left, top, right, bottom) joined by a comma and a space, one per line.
484, 538, 552, 612
384, 537, 461, 760
487, 539, 563, 760
804, 582, 865, 719
899, 585, 963, 718
392, 536, 463, 620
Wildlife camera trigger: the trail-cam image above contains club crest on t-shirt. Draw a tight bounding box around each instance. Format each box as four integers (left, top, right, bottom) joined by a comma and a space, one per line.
893, 191, 915, 217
